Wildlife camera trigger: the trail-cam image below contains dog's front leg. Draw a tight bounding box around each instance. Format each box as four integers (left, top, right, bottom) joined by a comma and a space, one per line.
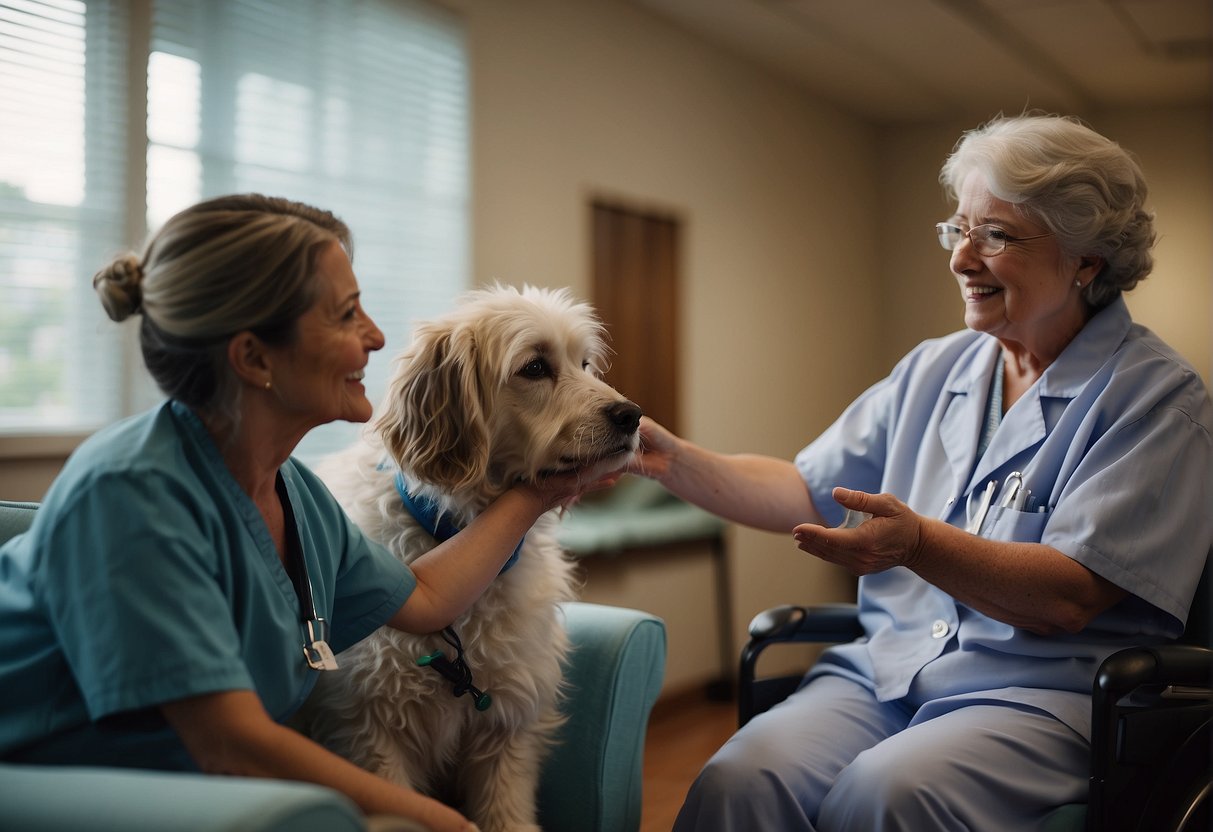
351, 728, 431, 799
456, 724, 549, 832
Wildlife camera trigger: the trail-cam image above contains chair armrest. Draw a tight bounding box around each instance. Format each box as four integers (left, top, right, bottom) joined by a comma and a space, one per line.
739, 603, 862, 728
1087, 644, 1213, 832
747, 603, 863, 642
1091, 644, 1212, 777
1, 764, 364, 832
0, 499, 38, 545
538, 602, 667, 832
1093, 644, 1213, 702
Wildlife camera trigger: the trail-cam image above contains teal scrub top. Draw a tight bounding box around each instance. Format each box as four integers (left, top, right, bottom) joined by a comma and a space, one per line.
795, 298, 1213, 740
0, 401, 414, 767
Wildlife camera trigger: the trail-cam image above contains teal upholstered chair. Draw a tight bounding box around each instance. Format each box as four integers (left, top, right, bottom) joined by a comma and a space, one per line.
0, 500, 666, 832
738, 561, 1211, 832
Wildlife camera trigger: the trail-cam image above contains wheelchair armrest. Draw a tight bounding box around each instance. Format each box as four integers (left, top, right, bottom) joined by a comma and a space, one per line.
1092, 644, 1213, 704
747, 603, 863, 643
738, 603, 862, 728
1088, 644, 1213, 832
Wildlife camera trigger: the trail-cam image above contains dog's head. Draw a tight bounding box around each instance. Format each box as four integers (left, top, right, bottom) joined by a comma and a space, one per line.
375, 284, 642, 505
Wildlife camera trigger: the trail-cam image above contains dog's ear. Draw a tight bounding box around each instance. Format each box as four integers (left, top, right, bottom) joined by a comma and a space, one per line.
375, 321, 490, 490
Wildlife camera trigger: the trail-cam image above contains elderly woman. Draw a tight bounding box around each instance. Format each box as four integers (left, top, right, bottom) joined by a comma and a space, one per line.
0, 195, 612, 832
632, 114, 1212, 829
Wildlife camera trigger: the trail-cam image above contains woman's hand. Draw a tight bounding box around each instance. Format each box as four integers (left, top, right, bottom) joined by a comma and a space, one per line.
791, 487, 925, 576
524, 465, 625, 513
395, 464, 626, 634
411, 804, 480, 832
626, 416, 679, 482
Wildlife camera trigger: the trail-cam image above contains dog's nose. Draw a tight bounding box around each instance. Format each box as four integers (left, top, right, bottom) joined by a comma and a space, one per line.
607, 400, 643, 434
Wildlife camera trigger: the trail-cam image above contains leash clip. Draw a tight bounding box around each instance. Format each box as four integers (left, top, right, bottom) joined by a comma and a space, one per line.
417, 626, 492, 711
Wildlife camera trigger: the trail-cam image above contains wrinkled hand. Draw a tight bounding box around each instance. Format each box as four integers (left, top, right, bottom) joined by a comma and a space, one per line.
791, 487, 925, 576
527, 466, 624, 513
625, 416, 677, 481
400, 797, 480, 832
421, 812, 478, 832
428, 813, 480, 832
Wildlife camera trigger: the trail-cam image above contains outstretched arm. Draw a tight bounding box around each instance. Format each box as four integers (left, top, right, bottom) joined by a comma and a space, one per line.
629, 416, 821, 533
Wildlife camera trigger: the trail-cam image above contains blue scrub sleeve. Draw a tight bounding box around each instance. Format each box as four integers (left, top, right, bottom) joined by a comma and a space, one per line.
38, 472, 253, 721
328, 519, 414, 653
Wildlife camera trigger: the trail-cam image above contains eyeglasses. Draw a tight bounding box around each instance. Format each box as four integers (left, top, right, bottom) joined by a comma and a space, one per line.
935, 222, 1051, 256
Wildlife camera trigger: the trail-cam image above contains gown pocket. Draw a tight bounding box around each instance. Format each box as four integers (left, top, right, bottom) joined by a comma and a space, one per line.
982, 505, 1049, 543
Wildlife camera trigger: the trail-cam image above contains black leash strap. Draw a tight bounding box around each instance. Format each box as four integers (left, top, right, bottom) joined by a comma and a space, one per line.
417, 626, 492, 711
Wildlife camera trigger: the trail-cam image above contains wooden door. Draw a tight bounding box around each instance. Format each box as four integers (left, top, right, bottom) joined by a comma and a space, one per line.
591, 200, 681, 431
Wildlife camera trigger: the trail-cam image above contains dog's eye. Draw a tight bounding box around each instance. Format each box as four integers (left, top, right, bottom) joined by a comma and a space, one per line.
520, 358, 551, 379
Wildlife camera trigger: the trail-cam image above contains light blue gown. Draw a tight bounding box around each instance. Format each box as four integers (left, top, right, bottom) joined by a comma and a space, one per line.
675, 298, 1213, 831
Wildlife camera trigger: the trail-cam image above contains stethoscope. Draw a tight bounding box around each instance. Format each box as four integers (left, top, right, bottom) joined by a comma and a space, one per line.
278, 477, 338, 671
296, 556, 338, 671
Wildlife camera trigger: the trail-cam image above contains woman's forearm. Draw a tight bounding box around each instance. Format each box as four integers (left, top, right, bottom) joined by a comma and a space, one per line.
661, 441, 821, 533
392, 486, 546, 633
911, 518, 1127, 635
633, 416, 818, 532
162, 691, 470, 831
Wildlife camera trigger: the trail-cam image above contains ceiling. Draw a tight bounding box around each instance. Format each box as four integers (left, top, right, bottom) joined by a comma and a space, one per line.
628, 0, 1213, 124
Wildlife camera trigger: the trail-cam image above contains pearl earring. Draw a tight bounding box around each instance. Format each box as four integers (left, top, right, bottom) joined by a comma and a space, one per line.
1074, 279, 1082, 288
264, 378, 272, 391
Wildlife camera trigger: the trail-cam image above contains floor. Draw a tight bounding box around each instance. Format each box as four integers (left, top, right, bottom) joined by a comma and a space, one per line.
639, 690, 737, 832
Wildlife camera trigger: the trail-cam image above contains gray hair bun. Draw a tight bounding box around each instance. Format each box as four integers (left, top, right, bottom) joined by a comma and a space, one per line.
93, 253, 145, 322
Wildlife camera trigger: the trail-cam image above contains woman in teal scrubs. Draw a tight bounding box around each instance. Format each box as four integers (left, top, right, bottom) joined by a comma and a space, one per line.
631, 115, 1212, 830
0, 195, 607, 832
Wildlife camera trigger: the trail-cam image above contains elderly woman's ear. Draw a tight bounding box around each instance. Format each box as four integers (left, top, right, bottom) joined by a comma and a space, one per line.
1077, 255, 1104, 288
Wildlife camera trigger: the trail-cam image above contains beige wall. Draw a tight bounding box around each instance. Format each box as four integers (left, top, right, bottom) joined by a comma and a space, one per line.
2, 0, 1210, 696
446, 0, 873, 692
1097, 108, 1213, 384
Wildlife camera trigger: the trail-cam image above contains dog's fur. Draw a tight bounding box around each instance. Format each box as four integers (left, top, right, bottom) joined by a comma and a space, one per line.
300, 285, 641, 831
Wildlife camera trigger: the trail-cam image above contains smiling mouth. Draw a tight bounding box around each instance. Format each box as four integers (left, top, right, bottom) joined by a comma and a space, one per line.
966, 286, 1002, 301
347, 369, 366, 382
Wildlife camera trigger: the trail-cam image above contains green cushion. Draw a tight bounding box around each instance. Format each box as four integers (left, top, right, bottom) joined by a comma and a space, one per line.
1040, 803, 1086, 831
559, 477, 724, 555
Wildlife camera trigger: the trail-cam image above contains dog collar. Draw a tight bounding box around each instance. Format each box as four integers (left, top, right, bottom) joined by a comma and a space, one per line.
394, 472, 521, 575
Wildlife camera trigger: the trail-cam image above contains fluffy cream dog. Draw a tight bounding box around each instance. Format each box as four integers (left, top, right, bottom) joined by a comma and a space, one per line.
302, 284, 642, 832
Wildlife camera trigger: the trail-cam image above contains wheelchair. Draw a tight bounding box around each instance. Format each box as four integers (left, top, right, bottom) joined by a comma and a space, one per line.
738, 560, 1211, 832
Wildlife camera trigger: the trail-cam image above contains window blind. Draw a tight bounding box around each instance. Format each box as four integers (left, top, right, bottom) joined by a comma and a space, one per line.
0, 0, 469, 462
0, 0, 130, 432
